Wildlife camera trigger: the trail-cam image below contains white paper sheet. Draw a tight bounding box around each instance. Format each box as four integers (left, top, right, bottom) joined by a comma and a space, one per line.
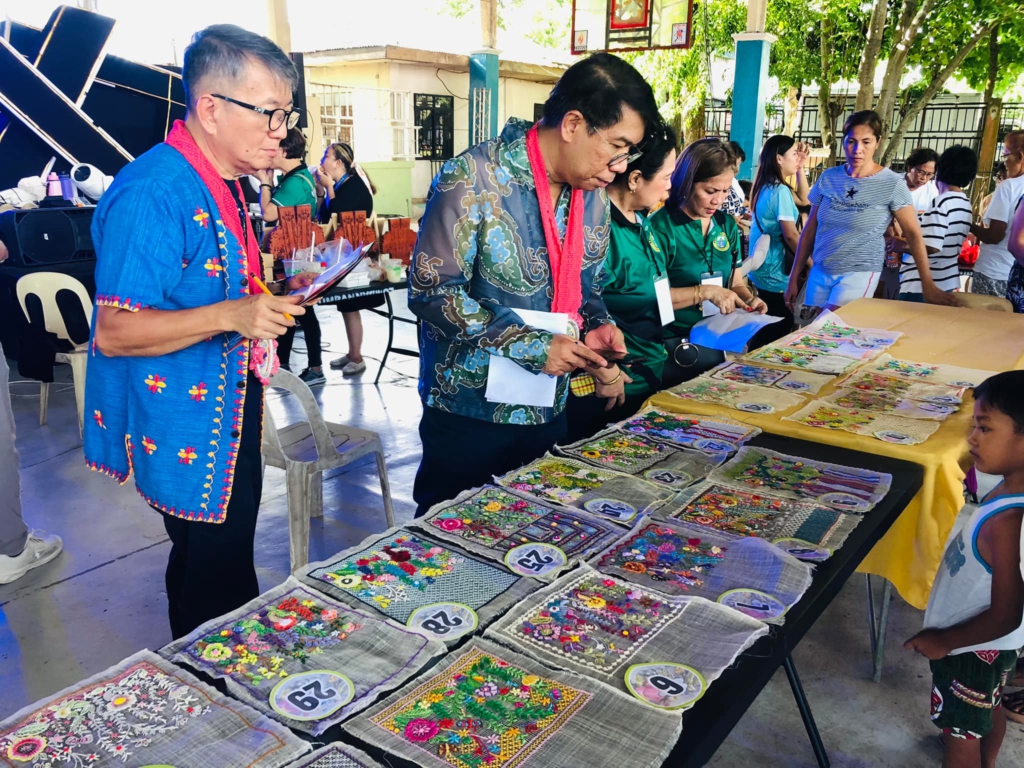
690, 312, 783, 353
485, 309, 567, 408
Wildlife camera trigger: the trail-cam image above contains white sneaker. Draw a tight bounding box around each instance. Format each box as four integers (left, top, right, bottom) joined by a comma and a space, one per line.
0, 531, 63, 585
329, 354, 351, 370
342, 360, 367, 377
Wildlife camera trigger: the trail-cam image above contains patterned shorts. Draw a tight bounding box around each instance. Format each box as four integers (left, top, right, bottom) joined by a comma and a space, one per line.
970, 271, 1009, 301
929, 650, 1018, 739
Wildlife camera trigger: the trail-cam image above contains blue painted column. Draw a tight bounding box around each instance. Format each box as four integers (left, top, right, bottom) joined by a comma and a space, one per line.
469, 50, 499, 142
729, 32, 776, 181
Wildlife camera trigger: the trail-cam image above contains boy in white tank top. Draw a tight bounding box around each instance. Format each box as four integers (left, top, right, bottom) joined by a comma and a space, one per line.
905, 371, 1024, 760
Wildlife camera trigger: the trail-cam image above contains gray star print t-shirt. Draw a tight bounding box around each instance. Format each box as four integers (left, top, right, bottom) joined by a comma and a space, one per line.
808, 165, 913, 274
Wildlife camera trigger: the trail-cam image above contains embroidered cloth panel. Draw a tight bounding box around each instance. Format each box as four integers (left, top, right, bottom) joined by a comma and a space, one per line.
343, 639, 682, 768
666, 376, 807, 415
742, 345, 861, 375
821, 388, 959, 421
589, 518, 813, 623
804, 311, 902, 347
411, 485, 624, 582
161, 577, 445, 735
298, 528, 537, 632
777, 332, 881, 360
0, 650, 310, 768
618, 407, 761, 454
484, 565, 768, 699
866, 354, 996, 388
837, 371, 966, 405
709, 446, 892, 512
494, 456, 677, 524
783, 399, 941, 445
661, 482, 863, 553
708, 362, 834, 395
283, 743, 385, 767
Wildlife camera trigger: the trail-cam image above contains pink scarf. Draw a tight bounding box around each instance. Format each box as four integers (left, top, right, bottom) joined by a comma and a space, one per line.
526, 125, 584, 329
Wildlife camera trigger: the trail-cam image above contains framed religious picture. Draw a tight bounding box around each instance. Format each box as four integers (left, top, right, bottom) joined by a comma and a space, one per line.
672, 22, 688, 45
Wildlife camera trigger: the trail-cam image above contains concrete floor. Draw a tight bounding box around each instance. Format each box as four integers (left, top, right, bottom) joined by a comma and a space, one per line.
1, 293, 1022, 766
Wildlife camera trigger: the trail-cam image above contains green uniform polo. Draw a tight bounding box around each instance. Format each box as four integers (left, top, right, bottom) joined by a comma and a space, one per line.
649, 205, 742, 339
601, 204, 670, 399
270, 165, 317, 212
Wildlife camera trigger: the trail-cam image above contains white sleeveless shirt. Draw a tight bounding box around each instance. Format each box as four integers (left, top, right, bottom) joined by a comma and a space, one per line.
923, 493, 1024, 655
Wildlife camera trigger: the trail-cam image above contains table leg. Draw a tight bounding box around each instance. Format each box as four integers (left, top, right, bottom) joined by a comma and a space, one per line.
865, 574, 893, 683
375, 292, 395, 386
783, 654, 831, 768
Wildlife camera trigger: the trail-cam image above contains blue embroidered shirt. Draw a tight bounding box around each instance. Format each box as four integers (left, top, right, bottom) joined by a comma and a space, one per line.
409, 118, 612, 425
84, 144, 258, 523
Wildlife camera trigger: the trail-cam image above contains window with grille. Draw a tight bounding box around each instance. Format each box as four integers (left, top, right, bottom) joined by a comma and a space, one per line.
310, 83, 354, 148
415, 94, 454, 160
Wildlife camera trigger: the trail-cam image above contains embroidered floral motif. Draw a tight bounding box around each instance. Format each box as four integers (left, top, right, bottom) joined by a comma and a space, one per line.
813, 320, 862, 340
142, 436, 157, 455
674, 486, 788, 536
145, 373, 167, 394
178, 446, 198, 465
0, 661, 209, 767
669, 379, 749, 404
509, 574, 681, 673
563, 430, 672, 473
370, 647, 589, 767
499, 459, 611, 507
622, 409, 757, 449
792, 404, 875, 431
189, 382, 209, 402
204, 257, 224, 276
183, 590, 363, 689
426, 487, 612, 557
194, 207, 210, 228
92, 410, 106, 429
598, 524, 725, 591
713, 364, 788, 387
875, 358, 938, 379
784, 335, 843, 354
744, 346, 857, 374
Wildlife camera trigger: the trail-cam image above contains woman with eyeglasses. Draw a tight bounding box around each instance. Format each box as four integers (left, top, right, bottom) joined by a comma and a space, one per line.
564, 122, 678, 441
314, 142, 381, 377
649, 139, 766, 388
904, 147, 940, 213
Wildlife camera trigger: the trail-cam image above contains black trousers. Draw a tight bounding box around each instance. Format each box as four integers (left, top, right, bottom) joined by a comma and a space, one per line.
564, 391, 647, 444
413, 406, 568, 517
160, 372, 264, 639
277, 307, 322, 368
748, 290, 794, 350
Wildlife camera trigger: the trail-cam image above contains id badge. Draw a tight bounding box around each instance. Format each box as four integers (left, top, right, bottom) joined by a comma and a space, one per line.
699, 271, 725, 317
654, 275, 674, 326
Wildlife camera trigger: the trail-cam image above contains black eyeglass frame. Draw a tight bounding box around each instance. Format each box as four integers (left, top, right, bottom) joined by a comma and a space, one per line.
211, 93, 301, 131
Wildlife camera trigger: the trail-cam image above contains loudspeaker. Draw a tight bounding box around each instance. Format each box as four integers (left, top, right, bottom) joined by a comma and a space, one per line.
0, 207, 95, 269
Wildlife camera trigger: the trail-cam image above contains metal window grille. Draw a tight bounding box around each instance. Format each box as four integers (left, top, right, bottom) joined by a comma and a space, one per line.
414, 93, 455, 160
309, 83, 354, 148
307, 83, 416, 161
472, 87, 492, 146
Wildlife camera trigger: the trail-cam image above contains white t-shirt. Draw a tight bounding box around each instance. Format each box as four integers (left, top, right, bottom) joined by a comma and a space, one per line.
909, 180, 937, 213
975, 174, 1024, 281
899, 190, 972, 293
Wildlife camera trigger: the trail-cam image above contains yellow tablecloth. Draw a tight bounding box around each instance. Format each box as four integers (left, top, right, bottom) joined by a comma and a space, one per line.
646, 299, 1024, 609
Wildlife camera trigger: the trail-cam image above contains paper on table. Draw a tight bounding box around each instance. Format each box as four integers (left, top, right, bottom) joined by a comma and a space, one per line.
690, 312, 783, 353
485, 309, 566, 408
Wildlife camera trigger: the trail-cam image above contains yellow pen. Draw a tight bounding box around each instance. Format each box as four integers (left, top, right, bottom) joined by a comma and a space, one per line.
249, 272, 293, 322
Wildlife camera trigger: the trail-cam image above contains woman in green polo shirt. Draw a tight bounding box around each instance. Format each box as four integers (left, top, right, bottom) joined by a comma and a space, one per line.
565, 122, 679, 441
650, 138, 766, 388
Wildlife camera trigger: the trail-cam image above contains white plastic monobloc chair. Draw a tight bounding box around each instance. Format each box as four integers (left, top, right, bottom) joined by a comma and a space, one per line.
16, 272, 93, 434
262, 369, 396, 572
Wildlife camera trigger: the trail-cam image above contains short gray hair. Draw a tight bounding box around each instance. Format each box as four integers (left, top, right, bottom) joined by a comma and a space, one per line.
182, 24, 298, 109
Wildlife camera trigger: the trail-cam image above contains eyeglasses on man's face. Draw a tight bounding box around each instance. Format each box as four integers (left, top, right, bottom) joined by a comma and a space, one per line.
212, 93, 300, 132
910, 168, 935, 179
588, 121, 644, 168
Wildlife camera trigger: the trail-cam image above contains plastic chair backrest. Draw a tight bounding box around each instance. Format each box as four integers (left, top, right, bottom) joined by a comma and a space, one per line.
264, 369, 338, 461
16, 272, 94, 345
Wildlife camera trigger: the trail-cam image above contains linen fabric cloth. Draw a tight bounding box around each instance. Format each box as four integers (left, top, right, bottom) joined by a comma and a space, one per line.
161, 576, 445, 735
282, 742, 385, 768
343, 638, 681, 768
0, 650, 310, 767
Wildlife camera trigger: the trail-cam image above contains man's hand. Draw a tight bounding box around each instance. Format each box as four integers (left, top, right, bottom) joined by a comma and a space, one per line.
923, 285, 962, 308
226, 294, 305, 340
595, 366, 633, 410
904, 629, 951, 661
541, 334, 608, 376
286, 273, 317, 292
584, 323, 627, 356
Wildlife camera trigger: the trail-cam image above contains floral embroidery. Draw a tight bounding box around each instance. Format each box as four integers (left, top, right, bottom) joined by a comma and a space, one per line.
178, 446, 198, 465
670, 379, 749, 404
813, 320, 861, 340
622, 408, 758, 449
92, 410, 106, 429
426, 487, 614, 557
843, 372, 965, 405
783, 335, 842, 354
499, 458, 611, 507
0, 661, 209, 767
713, 363, 788, 387
144, 373, 167, 394
370, 647, 589, 767
597, 524, 725, 591
791, 404, 875, 431
204, 257, 224, 276
673, 486, 788, 536
142, 436, 157, 455
745, 346, 857, 375
563, 430, 672, 473
183, 589, 363, 689
875, 358, 938, 379
508, 573, 682, 673
189, 382, 209, 402
194, 207, 210, 228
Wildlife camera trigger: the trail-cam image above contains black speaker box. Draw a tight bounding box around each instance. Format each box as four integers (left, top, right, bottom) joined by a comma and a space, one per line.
0, 207, 95, 269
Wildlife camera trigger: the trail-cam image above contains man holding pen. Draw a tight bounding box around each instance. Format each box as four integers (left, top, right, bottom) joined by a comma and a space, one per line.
85, 25, 305, 638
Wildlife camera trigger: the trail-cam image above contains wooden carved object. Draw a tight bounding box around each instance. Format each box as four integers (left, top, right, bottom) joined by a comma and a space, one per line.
263, 204, 324, 260
380, 217, 416, 265
332, 210, 378, 254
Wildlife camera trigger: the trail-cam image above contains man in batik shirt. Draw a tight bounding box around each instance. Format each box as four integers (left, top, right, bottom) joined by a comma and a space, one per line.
410, 54, 661, 515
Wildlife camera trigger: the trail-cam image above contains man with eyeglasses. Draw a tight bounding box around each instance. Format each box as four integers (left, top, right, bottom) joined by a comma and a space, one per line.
85, 25, 306, 638
408, 53, 661, 516
972, 130, 1024, 299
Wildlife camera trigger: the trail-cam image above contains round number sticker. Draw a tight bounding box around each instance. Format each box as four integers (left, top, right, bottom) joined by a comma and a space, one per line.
583, 498, 638, 523
875, 430, 914, 444
643, 468, 693, 488
923, 394, 960, 406
918, 402, 955, 415
773, 537, 831, 562
624, 663, 707, 710
692, 438, 737, 455
504, 543, 567, 577
736, 402, 775, 414
717, 588, 788, 621
817, 492, 870, 513
948, 380, 977, 388
777, 380, 812, 392
407, 602, 478, 641
269, 670, 354, 722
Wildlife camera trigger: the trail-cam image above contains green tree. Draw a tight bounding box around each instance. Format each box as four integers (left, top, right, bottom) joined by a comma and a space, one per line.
959, 17, 1024, 105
